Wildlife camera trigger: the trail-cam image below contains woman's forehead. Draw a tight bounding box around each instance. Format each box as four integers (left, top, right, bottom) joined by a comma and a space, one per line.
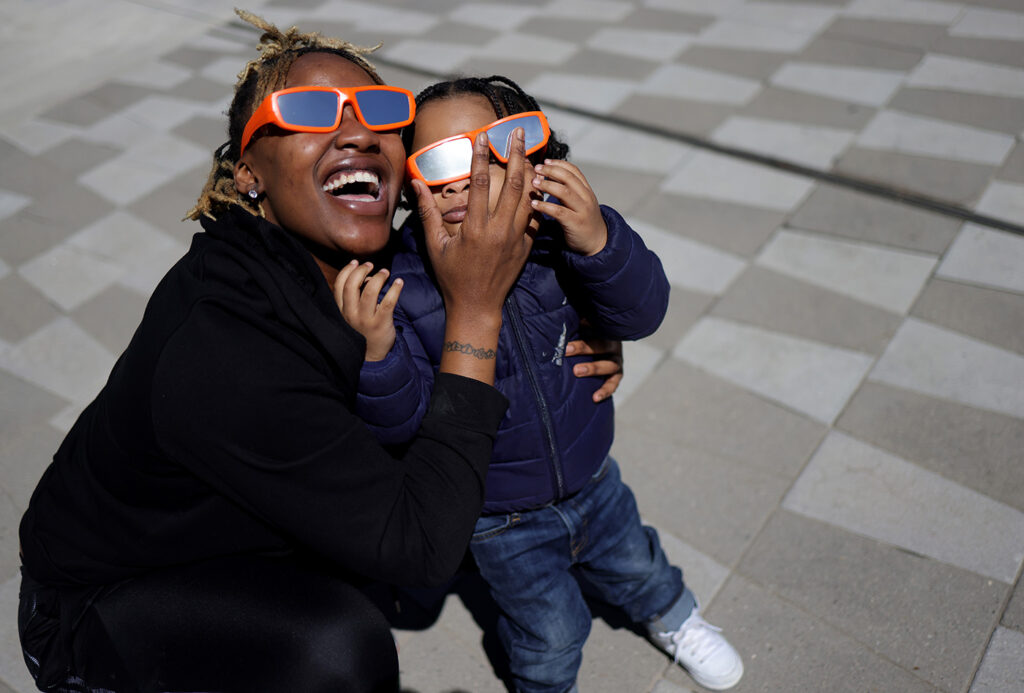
284, 52, 379, 88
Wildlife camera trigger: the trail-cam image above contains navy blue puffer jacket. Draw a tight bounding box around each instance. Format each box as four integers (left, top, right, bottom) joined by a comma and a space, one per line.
357, 205, 669, 514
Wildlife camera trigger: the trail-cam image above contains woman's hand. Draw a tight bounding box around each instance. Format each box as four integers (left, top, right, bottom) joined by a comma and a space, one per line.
530, 159, 607, 256
332, 260, 404, 362
411, 127, 535, 384
566, 337, 623, 402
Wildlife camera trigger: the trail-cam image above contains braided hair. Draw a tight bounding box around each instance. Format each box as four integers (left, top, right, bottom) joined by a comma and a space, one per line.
186, 10, 384, 221
404, 75, 570, 164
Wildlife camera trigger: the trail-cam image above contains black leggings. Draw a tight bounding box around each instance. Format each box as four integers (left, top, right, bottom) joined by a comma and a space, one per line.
18, 554, 399, 693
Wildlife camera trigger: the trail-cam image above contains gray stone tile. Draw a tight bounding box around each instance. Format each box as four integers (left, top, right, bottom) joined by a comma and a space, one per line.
621, 8, 713, 34
38, 138, 120, 178
559, 48, 658, 81
127, 190, 203, 248
526, 72, 636, 114
770, 61, 904, 107
0, 275, 61, 345
18, 242, 122, 312
975, 180, 1024, 223
740, 85, 877, 131
970, 627, 1024, 693
586, 27, 694, 63
784, 430, 1024, 583
676, 45, 788, 81
857, 109, 1015, 167
38, 95, 110, 128
1005, 576, 1024, 631
912, 278, 1024, 356
570, 123, 694, 175
711, 115, 855, 169
75, 82, 158, 116
0, 368, 67, 444
640, 63, 761, 106
755, 228, 937, 314
998, 142, 1024, 184
969, 0, 1024, 10
797, 33, 924, 71
171, 114, 227, 152
712, 266, 902, 354
517, 16, 606, 44
162, 46, 241, 71
662, 152, 815, 213
872, 317, 1024, 421
674, 317, 873, 424
615, 427, 792, 566
0, 573, 40, 693
739, 510, 1007, 693
907, 54, 1024, 100
835, 147, 995, 207
932, 35, 1024, 70
452, 58, 546, 89
937, 222, 1024, 294
629, 219, 746, 296
417, 20, 500, 46
573, 163, 664, 216
615, 94, 733, 137
616, 359, 826, 482
837, 381, 1024, 513
71, 285, 148, 356
630, 192, 785, 258
643, 287, 715, 354
888, 88, 1024, 136
163, 76, 232, 107
825, 16, 949, 52
787, 184, 961, 255
577, 617, 667, 692
705, 574, 942, 693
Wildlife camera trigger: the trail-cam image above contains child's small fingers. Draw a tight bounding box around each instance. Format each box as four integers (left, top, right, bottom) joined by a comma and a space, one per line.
361, 268, 390, 304
535, 160, 592, 192
332, 259, 360, 307
343, 262, 374, 306
530, 197, 571, 220
379, 277, 404, 312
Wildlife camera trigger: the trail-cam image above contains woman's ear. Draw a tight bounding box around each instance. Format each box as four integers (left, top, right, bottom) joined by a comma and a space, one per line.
233, 159, 259, 198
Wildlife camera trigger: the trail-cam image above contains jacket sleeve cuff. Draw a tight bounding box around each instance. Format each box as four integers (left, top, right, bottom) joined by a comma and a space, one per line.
562, 205, 633, 284
426, 373, 508, 438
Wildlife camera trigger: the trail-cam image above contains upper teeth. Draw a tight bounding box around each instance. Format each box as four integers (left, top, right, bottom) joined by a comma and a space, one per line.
323, 170, 379, 192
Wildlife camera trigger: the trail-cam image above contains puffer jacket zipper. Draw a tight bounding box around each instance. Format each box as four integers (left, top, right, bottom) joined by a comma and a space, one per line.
505, 293, 565, 499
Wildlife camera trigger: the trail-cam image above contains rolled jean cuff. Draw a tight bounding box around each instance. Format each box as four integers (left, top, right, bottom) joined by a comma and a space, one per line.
646, 586, 697, 633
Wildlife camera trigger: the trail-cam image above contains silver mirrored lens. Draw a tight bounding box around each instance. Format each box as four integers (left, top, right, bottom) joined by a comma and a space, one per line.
486, 115, 544, 158
356, 90, 412, 126
415, 138, 473, 183
277, 91, 340, 127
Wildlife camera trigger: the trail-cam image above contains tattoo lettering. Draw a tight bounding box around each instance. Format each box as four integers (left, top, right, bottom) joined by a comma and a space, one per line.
443, 340, 496, 360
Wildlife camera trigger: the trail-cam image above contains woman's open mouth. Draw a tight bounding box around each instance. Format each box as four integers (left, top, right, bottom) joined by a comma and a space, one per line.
322, 169, 381, 202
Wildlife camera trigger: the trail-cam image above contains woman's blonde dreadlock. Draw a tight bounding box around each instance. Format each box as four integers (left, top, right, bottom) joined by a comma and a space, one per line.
185, 9, 384, 221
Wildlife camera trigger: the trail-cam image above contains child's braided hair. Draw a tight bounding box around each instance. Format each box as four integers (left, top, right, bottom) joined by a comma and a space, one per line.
404, 75, 570, 164
186, 9, 384, 221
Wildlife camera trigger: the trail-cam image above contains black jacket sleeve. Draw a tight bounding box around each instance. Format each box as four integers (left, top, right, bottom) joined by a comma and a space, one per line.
151, 297, 506, 587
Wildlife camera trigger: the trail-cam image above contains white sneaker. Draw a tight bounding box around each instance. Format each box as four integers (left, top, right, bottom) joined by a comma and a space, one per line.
649, 606, 743, 690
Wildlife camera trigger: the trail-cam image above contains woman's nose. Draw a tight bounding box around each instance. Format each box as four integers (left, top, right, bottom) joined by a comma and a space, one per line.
333, 103, 378, 149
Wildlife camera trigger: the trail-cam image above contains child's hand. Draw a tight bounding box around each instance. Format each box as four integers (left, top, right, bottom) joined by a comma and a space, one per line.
531, 160, 607, 256
332, 260, 404, 362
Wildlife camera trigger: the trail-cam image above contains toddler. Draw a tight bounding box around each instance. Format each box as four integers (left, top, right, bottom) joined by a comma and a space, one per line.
345, 76, 743, 692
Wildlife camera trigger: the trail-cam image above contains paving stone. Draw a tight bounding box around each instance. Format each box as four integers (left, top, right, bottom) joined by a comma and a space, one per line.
974, 180, 1024, 227
586, 27, 694, 63
516, 16, 605, 44
1004, 576, 1024, 631
37, 138, 120, 179
912, 278, 1024, 356
712, 265, 902, 354
615, 429, 792, 566
570, 122, 694, 175
836, 380, 1024, 513
640, 63, 761, 106
676, 45, 789, 81
662, 151, 815, 213
835, 147, 995, 207
825, 16, 949, 52
620, 7, 713, 34
571, 163, 665, 215
769, 61, 905, 107
642, 287, 714, 354
616, 359, 826, 482
71, 285, 149, 356
950, 5, 1024, 42
888, 87, 1024, 136
934, 34, 1024, 69
907, 54, 1024, 100
704, 574, 943, 693
577, 617, 668, 692
674, 317, 873, 424
711, 116, 855, 169
630, 192, 784, 258
417, 20, 501, 46
615, 94, 733, 137
162, 46, 245, 71
787, 183, 961, 255
969, 627, 1024, 693
784, 430, 1024, 584
526, 72, 635, 114
739, 510, 1006, 692
18, 242, 122, 312
559, 48, 659, 81
755, 227, 937, 314
856, 109, 1015, 167
629, 218, 746, 296
171, 114, 229, 152
0, 213, 76, 268
798, 33, 924, 71
0, 275, 61, 346
998, 142, 1024, 184
740, 85, 877, 131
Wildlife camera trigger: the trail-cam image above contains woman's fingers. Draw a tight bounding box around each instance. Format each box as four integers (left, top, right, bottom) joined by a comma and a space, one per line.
464, 131, 492, 233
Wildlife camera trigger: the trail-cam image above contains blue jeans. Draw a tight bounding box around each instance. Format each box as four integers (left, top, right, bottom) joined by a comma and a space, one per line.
470, 457, 694, 693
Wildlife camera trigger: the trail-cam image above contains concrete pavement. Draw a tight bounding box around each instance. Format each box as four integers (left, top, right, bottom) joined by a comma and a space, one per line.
1, 1, 1023, 691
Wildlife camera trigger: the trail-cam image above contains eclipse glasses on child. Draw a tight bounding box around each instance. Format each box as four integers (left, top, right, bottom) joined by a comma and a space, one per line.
406, 111, 551, 186
240, 85, 416, 155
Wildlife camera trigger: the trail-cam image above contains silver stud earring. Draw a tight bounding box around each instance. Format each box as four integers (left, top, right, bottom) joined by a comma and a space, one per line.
248, 189, 259, 199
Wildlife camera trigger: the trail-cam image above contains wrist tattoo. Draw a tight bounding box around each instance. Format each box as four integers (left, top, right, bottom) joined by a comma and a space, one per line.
444, 340, 496, 360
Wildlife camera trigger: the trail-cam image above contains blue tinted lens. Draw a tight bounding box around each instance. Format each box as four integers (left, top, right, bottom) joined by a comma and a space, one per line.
277, 91, 340, 127
355, 89, 411, 127
486, 115, 545, 159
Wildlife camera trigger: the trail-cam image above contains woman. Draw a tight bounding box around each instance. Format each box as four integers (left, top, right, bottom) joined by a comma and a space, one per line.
17, 12, 535, 692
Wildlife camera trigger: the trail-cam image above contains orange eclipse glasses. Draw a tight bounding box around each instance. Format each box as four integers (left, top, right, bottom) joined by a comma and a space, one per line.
406, 111, 551, 186
240, 85, 416, 155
